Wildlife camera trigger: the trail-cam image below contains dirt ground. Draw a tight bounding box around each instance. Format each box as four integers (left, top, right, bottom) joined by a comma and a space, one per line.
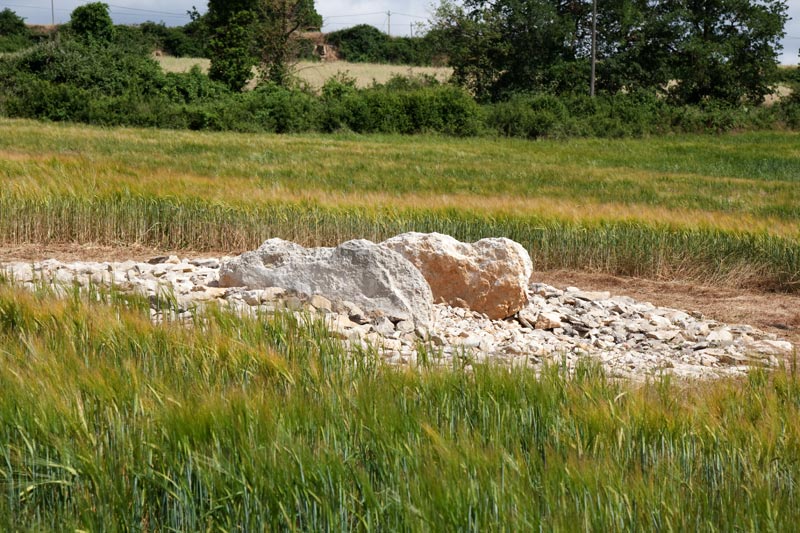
2, 243, 798, 347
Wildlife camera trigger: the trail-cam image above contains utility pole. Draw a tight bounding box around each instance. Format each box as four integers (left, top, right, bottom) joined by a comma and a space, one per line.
387, 10, 391, 37
590, 0, 597, 97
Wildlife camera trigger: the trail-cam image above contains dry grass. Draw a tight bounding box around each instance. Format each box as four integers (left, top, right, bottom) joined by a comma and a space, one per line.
291, 60, 452, 89
764, 84, 794, 106
155, 56, 452, 89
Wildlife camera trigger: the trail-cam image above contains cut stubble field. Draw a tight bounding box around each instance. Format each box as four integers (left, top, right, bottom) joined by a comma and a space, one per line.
156, 56, 453, 90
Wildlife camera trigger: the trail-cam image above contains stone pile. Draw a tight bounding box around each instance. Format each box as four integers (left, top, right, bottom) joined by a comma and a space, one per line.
2, 235, 794, 380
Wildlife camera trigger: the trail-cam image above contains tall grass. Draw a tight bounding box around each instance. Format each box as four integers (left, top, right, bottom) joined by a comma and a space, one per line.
1, 119, 798, 289
1, 193, 798, 290
1, 284, 799, 530
1, 120, 798, 227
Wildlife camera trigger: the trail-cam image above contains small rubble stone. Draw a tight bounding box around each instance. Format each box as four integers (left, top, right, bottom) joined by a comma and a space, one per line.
309, 294, 333, 313
536, 312, 563, 330
707, 328, 735, 346
396, 320, 415, 333
2, 249, 795, 381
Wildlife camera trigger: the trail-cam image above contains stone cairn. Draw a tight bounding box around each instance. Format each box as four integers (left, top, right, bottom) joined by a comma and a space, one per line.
2, 232, 794, 380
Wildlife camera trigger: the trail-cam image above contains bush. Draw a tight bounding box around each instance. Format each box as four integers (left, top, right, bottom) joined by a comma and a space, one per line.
0, 36, 795, 138
320, 77, 481, 135
0, 33, 33, 53
137, 21, 207, 57
0, 8, 34, 53
69, 2, 115, 43
486, 93, 570, 138
326, 24, 434, 66
319, 73, 360, 132
162, 66, 230, 104
4, 40, 166, 97
2, 74, 93, 121
0, 8, 26, 36
241, 84, 322, 133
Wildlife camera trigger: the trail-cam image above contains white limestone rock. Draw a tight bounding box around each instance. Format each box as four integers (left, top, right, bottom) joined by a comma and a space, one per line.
218, 238, 434, 326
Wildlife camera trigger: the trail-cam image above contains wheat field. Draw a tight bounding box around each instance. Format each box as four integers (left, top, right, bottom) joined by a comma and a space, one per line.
1, 118, 798, 289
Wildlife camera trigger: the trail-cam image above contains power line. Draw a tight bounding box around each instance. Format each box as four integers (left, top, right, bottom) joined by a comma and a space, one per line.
105, 4, 188, 17
322, 11, 427, 21
0, 2, 68, 12
323, 12, 386, 19
392, 12, 426, 19
0, 1, 190, 20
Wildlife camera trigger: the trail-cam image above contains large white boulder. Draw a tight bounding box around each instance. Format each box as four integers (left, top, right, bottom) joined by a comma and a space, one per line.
218, 238, 434, 326
381, 232, 533, 320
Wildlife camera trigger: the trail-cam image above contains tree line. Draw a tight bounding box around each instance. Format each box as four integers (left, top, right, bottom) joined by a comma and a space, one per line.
426, 0, 790, 105
1, 0, 792, 105
0, 1, 797, 138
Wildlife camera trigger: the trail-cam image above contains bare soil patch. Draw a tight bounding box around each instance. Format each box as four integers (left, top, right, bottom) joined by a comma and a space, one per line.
2, 243, 798, 347
0, 243, 207, 263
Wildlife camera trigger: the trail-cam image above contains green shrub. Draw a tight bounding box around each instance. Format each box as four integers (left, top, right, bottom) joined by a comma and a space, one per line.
319, 73, 360, 132
242, 84, 322, 133
778, 92, 800, 128
137, 21, 207, 57
486, 93, 570, 138
320, 79, 481, 135
4, 40, 166, 97
2, 74, 93, 121
326, 24, 434, 66
0, 33, 33, 53
68, 2, 115, 44
0, 7, 26, 36
0, 8, 34, 53
162, 66, 230, 104
0, 35, 796, 138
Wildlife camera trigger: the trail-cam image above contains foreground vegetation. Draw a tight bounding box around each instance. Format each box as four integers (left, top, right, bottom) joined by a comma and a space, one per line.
1, 119, 798, 290
0, 283, 798, 529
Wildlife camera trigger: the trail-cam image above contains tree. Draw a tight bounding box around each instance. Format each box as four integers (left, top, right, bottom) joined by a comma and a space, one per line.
670, 0, 788, 105
429, 0, 788, 104
208, 10, 257, 91
0, 8, 27, 36
429, 0, 585, 101
206, 0, 322, 89
258, 0, 322, 85
0, 7, 32, 53
427, 2, 510, 101
69, 2, 115, 43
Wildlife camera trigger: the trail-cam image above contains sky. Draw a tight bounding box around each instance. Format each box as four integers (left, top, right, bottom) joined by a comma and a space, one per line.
2, 0, 799, 64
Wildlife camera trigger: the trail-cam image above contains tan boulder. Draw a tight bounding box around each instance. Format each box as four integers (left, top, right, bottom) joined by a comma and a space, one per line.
382, 232, 533, 320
